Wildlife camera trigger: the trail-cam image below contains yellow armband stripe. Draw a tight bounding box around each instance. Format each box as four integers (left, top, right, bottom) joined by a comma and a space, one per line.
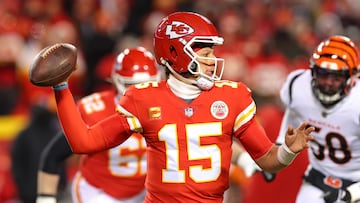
116, 105, 143, 133
234, 101, 256, 132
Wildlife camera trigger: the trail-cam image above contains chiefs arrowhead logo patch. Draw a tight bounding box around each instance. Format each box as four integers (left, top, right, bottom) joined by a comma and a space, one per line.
166, 21, 194, 39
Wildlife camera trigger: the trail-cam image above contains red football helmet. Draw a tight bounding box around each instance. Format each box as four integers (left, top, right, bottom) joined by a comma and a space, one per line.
310, 35, 359, 106
154, 12, 224, 90
112, 47, 160, 93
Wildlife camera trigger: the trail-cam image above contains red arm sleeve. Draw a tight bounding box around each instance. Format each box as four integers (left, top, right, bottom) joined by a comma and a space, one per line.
237, 118, 273, 160
54, 88, 132, 153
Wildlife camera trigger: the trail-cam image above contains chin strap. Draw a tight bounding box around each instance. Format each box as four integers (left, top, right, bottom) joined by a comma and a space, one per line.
163, 60, 214, 91
196, 76, 214, 90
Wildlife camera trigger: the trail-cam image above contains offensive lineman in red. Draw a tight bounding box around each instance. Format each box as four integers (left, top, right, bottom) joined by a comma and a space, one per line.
49, 12, 314, 202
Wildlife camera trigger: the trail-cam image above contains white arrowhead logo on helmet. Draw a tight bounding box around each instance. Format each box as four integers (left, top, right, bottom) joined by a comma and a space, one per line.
165, 21, 194, 39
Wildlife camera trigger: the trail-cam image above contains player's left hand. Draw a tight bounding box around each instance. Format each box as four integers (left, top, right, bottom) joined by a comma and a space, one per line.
285, 122, 314, 154
323, 189, 351, 203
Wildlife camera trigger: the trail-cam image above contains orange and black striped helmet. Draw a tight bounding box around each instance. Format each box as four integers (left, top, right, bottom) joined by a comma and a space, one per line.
310, 35, 359, 106
310, 35, 359, 76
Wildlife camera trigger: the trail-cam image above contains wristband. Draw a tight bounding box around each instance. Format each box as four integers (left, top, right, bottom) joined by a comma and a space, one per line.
36, 195, 56, 203
277, 143, 297, 165
347, 182, 360, 202
52, 82, 68, 91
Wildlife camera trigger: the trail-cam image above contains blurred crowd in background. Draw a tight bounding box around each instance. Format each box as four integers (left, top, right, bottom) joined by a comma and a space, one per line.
1, 0, 360, 202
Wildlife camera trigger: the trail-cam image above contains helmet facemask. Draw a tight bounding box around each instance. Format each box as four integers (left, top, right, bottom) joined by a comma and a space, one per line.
311, 64, 350, 107
169, 36, 224, 90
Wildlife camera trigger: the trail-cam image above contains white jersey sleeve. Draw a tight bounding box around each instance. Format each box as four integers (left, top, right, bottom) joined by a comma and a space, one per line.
279, 69, 307, 107
276, 69, 307, 144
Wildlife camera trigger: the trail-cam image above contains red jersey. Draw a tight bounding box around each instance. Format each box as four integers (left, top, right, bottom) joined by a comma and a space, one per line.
76, 90, 146, 198
55, 80, 273, 202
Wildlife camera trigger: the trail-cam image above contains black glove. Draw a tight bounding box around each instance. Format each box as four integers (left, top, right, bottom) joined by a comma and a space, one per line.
323, 189, 351, 203
261, 171, 276, 182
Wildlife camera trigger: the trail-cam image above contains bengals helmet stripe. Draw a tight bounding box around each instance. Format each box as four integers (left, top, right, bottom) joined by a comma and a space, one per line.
312, 35, 359, 75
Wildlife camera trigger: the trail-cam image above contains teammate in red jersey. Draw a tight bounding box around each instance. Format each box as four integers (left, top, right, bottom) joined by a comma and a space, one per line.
47, 12, 314, 202
36, 47, 161, 203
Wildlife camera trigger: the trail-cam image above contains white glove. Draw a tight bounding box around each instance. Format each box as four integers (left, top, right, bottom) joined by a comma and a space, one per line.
236, 152, 261, 177
323, 182, 360, 203
36, 195, 57, 203
347, 182, 360, 203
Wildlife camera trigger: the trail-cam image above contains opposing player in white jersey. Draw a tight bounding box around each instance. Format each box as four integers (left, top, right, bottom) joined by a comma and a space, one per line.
277, 35, 360, 203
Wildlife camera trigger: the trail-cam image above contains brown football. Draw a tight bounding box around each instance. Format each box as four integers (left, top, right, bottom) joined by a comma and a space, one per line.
29, 43, 77, 86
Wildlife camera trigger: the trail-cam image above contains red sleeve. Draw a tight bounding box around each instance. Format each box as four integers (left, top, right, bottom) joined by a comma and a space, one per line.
54, 88, 132, 153
236, 118, 273, 160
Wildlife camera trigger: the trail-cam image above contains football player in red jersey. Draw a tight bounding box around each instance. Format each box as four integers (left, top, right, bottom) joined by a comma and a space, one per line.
36, 47, 161, 203
47, 12, 314, 202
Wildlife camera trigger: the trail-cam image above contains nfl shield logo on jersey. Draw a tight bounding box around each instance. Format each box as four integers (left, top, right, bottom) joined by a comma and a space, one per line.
184, 107, 194, 117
